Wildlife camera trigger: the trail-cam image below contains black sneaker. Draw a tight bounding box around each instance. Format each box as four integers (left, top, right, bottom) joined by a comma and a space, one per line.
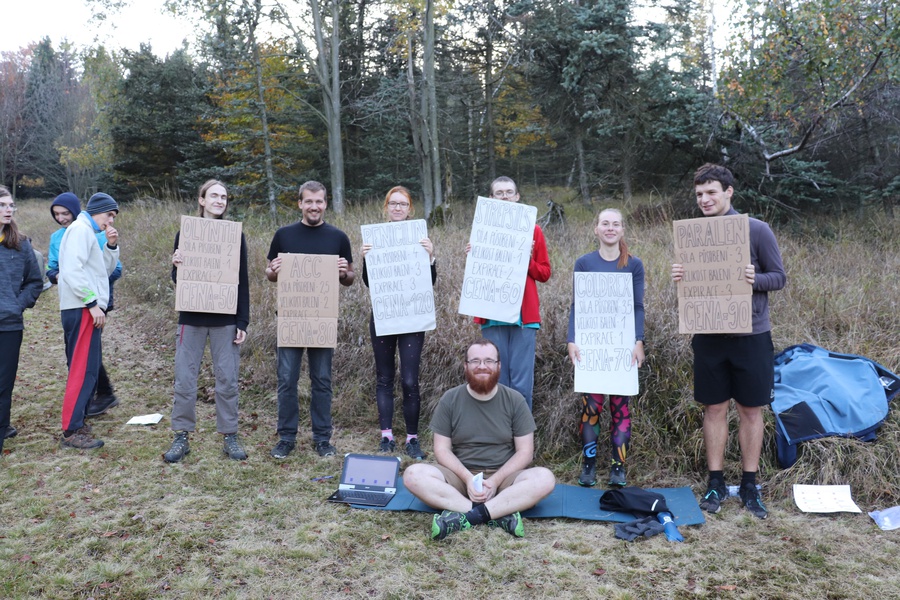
223, 434, 248, 460
608, 462, 626, 487
699, 481, 728, 514
487, 511, 524, 537
379, 437, 396, 453
315, 440, 336, 457
739, 483, 768, 520
405, 438, 427, 460
86, 394, 119, 417
578, 460, 597, 487
163, 432, 190, 463
3, 425, 17, 439
270, 439, 295, 459
431, 510, 472, 540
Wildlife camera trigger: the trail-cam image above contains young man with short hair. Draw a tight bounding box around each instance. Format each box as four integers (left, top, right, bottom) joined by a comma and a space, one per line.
671, 164, 786, 519
266, 181, 355, 458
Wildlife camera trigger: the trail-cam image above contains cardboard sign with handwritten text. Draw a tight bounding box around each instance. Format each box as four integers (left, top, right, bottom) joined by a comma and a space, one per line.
175, 215, 241, 314
458, 196, 536, 322
361, 219, 436, 336
277, 253, 339, 348
673, 214, 752, 334
572, 272, 639, 395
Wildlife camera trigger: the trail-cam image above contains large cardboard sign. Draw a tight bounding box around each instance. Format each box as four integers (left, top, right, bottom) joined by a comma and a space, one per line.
276, 253, 339, 348
572, 272, 639, 396
360, 219, 436, 336
673, 214, 752, 334
459, 196, 537, 322
175, 215, 241, 314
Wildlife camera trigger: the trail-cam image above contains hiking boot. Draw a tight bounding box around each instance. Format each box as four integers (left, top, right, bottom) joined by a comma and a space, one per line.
3, 425, 17, 439
431, 510, 472, 540
699, 481, 728, 514
270, 439, 295, 459
163, 432, 190, 463
61, 427, 104, 450
487, 511, 524, 537
223, 433, 247, 461
315, 440, 336, 457
379, 437, 396, 453
608, 462, 626, 487
740, 483, 768, 520
405, 438, 427, 460
578, 460, 597, 487
86, 394, 119, 417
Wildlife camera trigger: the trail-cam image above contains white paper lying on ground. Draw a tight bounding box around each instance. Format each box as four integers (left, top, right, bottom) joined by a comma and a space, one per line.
793, 484, 862, 513
126, 413, 164, 426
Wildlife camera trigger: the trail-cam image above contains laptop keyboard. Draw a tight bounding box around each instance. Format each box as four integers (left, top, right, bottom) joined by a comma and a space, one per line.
341, 491, 385, 503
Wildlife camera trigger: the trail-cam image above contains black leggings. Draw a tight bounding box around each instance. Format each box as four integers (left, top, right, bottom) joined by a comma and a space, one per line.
369, 316, 424, 434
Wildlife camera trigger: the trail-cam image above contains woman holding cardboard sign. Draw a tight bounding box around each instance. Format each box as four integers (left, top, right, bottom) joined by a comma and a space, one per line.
566, 208, 645, 488
164, 180, 250, 463
360, 186, 436, 459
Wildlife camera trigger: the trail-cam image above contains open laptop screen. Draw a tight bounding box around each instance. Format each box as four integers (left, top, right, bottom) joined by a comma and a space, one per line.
343, 454, 398, 488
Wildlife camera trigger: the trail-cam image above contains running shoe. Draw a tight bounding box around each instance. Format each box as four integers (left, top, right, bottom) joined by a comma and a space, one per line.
699, 481, 728, 514
739, 483, 768, 520
487, 511, 524, 537
431, 510, 472, 540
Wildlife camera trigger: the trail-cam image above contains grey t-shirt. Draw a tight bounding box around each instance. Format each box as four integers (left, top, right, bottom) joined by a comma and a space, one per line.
430, 384, 536, 470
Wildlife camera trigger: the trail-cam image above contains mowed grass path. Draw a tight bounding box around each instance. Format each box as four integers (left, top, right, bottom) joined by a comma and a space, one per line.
1, 262, 899, 598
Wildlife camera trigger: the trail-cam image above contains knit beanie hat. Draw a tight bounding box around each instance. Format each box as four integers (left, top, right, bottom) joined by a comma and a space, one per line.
50, 192, 82, 220
86, 192, 119, 215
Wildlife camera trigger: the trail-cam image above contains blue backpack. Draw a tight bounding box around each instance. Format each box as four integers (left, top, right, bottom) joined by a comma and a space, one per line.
772, 344, 900, 468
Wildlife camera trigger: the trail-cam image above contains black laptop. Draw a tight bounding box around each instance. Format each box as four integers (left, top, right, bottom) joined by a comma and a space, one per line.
327, 453, 401, 507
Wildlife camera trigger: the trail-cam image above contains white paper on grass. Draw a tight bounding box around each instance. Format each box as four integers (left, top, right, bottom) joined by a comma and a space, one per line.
793, 484, 862, 513
572, 272, 638, 396
360, 220, 435, 336
459, 197, 537, 323
126, 413, 164, 425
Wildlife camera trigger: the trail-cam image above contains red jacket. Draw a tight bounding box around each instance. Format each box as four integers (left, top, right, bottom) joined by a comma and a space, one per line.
475, 224, 552, 326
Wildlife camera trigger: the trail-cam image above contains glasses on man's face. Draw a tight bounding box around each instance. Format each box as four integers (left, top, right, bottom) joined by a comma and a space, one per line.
466, 358, 498, 367
0, 202, 16, 212
492, 189, 517, 198
387, 202, 409, 209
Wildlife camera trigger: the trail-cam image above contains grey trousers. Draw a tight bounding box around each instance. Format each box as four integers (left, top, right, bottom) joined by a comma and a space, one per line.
171, 324, 240, 433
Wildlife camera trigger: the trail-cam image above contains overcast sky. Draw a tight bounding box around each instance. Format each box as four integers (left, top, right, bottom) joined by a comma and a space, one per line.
2, 1, 196, 55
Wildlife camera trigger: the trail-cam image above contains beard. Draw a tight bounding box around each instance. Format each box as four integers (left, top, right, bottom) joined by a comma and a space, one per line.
465, 366, 500, 396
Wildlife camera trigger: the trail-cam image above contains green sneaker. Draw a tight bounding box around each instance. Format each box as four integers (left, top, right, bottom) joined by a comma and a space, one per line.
487, 511, 524, 537
431, 510, 471, 540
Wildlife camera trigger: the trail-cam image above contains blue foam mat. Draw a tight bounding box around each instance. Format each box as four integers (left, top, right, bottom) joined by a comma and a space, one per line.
352, 478, 705, 526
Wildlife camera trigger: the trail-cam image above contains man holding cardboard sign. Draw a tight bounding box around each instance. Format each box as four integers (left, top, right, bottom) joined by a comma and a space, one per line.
671, 164, 785, 520
266, 181, 355, 459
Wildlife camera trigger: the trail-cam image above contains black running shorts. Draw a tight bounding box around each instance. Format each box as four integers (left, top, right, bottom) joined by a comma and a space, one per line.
691, 331, 775, 407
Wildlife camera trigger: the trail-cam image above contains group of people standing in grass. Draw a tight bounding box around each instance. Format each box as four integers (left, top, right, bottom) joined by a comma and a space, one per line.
2, 162, 784, 525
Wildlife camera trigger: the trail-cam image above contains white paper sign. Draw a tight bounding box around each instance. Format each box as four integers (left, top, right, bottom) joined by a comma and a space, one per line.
360, 220, 436, 336
459, 196, 537, 322
572, 272, 639, 396
793, 484, 862, 513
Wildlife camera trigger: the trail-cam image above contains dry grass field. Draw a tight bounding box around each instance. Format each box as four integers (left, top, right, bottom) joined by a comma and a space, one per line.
3, 192, 900, 599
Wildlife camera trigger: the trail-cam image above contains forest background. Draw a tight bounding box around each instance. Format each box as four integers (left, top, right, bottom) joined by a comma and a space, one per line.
2, 0, 899, 219
4, 1, 900, 598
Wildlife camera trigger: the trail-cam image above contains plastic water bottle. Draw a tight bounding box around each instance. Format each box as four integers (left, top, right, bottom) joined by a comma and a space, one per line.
657, 511, 683, 542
